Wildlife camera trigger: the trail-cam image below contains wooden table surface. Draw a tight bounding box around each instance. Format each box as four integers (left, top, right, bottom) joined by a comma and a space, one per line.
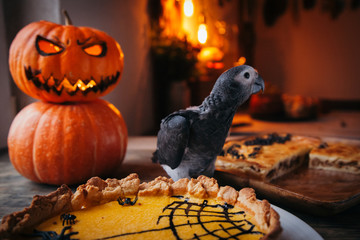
1, 111, 360, 239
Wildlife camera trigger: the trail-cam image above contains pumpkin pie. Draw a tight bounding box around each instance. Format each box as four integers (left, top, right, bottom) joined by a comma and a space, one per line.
216, 133, 320, 181
0, 174, 281, 240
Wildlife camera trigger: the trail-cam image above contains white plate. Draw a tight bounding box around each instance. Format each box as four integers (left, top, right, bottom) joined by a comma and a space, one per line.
273, 205, 323, 240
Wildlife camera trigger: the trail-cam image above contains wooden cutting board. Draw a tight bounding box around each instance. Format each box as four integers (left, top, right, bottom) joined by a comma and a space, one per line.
215, 137, 360, 216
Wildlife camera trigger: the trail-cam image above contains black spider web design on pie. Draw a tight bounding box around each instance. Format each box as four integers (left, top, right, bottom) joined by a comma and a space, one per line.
96, 196, 264, 240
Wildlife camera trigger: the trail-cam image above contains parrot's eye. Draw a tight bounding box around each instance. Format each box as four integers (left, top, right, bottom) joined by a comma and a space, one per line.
244, 72, 250, 79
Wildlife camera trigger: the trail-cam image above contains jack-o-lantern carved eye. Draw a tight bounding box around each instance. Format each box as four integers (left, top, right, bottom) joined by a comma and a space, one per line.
10, 18, 124, 103
35, 35, 65, 56
82, 42, 107, 57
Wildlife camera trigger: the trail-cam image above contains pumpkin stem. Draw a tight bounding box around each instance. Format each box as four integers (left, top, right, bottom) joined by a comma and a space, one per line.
62, 9, 73, 25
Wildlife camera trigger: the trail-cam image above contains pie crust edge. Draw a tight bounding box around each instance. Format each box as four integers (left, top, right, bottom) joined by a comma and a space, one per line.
0, 173, 282, 239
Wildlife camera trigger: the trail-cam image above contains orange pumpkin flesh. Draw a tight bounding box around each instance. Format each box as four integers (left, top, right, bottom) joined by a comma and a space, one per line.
9, 20, 124, 103
7, 99, 127, 185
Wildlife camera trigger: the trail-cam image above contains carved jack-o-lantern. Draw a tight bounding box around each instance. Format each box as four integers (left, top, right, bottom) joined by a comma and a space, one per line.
9, 14, 124, 103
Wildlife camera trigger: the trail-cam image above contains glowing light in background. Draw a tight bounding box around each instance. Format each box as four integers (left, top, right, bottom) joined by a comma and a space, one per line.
234, 56, 246, 66
184, 0, 194, 17
206, 62, 224, 69
198, 47, 224, 62
215, 21, 226, 35
198, 47, 224, 70
198, 23, 207, 44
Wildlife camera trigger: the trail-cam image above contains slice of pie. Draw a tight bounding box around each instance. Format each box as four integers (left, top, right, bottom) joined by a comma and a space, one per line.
309, 142, 360, 174
0, 174, 281, 240
216, 133, 320, 181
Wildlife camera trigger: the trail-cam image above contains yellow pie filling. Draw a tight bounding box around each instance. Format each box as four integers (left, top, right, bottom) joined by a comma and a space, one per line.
35, 195, 265, 240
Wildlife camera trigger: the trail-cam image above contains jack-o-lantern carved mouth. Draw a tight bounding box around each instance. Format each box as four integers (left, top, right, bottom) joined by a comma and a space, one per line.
24, 66, 120, 96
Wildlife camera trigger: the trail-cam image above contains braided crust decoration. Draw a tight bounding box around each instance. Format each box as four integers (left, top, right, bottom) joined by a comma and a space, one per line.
0, 173, 281, 239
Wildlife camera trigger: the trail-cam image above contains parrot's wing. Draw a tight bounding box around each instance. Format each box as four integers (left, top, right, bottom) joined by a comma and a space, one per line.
155, 113, 191, 169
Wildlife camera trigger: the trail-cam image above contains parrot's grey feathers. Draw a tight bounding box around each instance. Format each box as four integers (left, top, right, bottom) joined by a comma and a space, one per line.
153, 65, 265, 181
154, 114, 191, 169
152, 110, 200, 169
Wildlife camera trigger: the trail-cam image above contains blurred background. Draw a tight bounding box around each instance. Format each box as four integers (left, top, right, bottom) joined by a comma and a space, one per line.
0, 0, 359, 148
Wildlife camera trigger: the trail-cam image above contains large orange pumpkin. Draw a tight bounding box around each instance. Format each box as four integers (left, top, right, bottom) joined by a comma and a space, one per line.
9, 16, 124, 103
7, 99, 127, 185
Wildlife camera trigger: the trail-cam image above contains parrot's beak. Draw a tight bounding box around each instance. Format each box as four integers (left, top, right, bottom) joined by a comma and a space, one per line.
252, 75, 265, 94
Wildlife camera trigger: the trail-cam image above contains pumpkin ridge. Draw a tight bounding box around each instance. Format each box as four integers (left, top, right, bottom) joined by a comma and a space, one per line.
81, 102, 98, 177
101, 102, 123, 171
61, 104, 92, 184
104, 101, 128, 164
7, 102, 49, 183
60, 104, 73, 184
31, 102, 54, 183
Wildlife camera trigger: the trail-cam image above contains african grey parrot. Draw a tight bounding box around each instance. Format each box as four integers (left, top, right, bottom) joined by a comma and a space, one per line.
152, 65, 265, 181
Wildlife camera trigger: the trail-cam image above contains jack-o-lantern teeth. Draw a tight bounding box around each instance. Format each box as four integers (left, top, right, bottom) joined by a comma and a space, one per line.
24, 66, 120, 96
9, 20, 124, 102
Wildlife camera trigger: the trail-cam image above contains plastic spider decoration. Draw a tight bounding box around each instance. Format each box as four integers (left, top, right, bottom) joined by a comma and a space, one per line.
30, 226, 78, 240
60, 213, 77, 226
117, 196, 138, 206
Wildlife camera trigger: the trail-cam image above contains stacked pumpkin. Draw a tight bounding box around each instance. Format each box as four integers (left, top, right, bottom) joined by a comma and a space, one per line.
7, 12, 127, 185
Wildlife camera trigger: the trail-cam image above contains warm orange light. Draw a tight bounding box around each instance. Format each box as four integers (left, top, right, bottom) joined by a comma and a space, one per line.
83, 44, 103, 56
107, 102, 121, 117
38, 40, 63, 54
235, 56, 246, 66
206, 62, 224, 69
215, 21, 226, 35
198, 47, 224, 62
184, 0, 194, 17
198, 23, 207, 44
